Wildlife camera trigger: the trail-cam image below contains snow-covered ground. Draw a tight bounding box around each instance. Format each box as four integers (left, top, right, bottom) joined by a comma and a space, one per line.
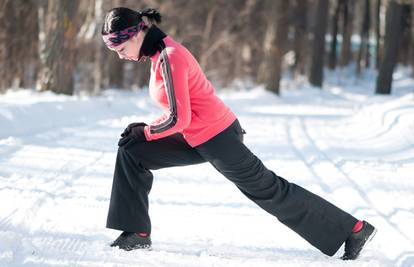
0, 70, 413, 267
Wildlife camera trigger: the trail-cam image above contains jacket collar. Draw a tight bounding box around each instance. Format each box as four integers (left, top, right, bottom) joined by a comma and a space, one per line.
138, 26, 166, 61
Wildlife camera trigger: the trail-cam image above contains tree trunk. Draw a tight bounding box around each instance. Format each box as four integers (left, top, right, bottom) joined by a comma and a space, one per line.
309, 0, 329, 87
0, 0, 4, 92
293, 0, 308, 76
263, 0, 289, 95
376, 0, 404, 94
398, 4, 412, 66
356, 0, 371, 75
93, 0, 105, 94
328, 0, 342, 70
23, 1, 40, 89
411, 1, 414, 78
364, 0, 372, 69
412, 43, 414, 77
0, 0, 14, 91
38, 0, 79, 95
339, 0, 355, 67
375, 0, 382, 69
0, 0, 39, 91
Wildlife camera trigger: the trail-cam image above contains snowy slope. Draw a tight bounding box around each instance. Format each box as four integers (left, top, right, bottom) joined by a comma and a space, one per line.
0, 72, 413, 267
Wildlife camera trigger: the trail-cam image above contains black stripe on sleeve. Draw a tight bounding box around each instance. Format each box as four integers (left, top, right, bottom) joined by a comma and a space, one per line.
149, 49, 178, 134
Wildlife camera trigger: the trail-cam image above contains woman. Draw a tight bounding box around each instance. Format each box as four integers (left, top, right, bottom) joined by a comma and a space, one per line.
101, 7, 376, 260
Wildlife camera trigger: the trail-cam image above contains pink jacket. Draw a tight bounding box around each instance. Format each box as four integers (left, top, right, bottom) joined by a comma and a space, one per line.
144, 36, 236, 147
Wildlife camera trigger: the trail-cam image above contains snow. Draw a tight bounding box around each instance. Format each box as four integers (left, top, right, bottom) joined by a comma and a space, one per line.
1, 69, 414, 267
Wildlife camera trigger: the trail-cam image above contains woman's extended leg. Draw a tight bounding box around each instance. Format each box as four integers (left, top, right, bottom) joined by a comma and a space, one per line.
107, 133, 206, 234
195, 120, 358, 256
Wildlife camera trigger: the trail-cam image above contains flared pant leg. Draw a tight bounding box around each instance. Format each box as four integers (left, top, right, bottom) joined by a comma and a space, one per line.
106, 133, 206, 234
195, 120, 358, 256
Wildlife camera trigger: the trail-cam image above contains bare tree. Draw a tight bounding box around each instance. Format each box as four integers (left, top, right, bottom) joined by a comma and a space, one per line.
398, 3, 412, 66
411, 2, 414, 78
376, 0, 405, 94
0, 0, 6, 92
0, 0, 14, 92
93, 0, 104, 94
258, 1, 289, 94
0, 0, 39, 92
309, 0, 329, 87
328, 0, 343, 70
356, 0, 371, 75
292, 0, 308, 76
38, 0, 80, 95
339, 0, 355, 67
375, 0, 382, 69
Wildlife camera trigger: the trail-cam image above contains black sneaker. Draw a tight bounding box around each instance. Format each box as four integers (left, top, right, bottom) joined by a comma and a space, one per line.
110, 231, 131, 247
112, 232, 152, 251
341, 221, 376, 260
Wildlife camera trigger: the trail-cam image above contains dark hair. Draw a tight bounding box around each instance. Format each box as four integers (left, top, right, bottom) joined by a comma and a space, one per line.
101, 7, 162, 35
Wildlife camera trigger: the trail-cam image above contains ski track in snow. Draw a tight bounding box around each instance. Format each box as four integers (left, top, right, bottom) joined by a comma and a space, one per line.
1, 82, 414, 267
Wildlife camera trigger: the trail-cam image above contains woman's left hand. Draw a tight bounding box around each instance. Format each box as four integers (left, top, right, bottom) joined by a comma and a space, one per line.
120, 122, 148, 137
118, 123, 147, 148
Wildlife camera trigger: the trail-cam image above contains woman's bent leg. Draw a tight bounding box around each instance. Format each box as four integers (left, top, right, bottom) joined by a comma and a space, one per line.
107, 133, 206, 234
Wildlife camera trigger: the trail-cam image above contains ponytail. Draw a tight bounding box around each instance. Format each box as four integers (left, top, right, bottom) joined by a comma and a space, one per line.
139, 8, 162, 24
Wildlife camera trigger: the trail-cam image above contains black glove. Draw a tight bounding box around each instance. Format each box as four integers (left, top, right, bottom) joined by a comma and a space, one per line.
118, 122, 148, 148
121, 122, 148, 137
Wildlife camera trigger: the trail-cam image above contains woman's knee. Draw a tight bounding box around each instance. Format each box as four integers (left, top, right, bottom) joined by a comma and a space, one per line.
117, 141, 147, 160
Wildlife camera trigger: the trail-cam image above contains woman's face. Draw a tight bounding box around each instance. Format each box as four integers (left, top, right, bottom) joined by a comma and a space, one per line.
110, 30, 145, 61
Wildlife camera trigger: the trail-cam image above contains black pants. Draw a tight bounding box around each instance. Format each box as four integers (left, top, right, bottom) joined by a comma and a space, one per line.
106, 119, 357, 256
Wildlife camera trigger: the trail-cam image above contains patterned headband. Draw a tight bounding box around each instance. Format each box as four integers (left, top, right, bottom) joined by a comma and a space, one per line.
102, 21, 146, 49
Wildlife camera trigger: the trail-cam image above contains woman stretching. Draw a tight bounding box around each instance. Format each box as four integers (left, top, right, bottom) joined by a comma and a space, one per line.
101, 7, 376, 260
